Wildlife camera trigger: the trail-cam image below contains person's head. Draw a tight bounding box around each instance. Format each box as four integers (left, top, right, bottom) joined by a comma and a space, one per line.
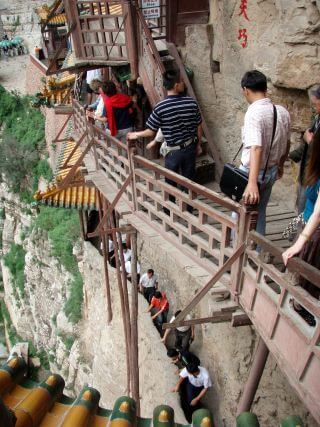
186, 363, 200, 377
167, 348, 180, 363
305, 127, 320, 186
310, 86, 320, 115
99, 81, 117, 97
162, 70, 184, 93
147, 268, 154, 278
154, 291, 162, 299
241, 70, 267, 103
174, 310, 182, 317
90, 79, 103, 93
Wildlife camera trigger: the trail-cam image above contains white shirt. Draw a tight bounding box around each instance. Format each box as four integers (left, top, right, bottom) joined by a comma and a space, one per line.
86, 69, 102, 84
170, 314, 192, 332
125, 260, 141, 275
139, 273, 158, 288
123, 249, 132, 263
241, 98, 290, 169
180, 366, 212, 388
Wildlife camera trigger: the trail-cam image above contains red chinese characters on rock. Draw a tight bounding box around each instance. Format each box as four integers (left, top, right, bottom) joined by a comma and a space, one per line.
239, 0, 249, 21
238, 29, 248, 48
237, 0, 249, 48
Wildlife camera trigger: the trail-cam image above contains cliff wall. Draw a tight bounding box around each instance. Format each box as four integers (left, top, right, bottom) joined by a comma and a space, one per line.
0, 188, 185, 421
185, 0, 320, 169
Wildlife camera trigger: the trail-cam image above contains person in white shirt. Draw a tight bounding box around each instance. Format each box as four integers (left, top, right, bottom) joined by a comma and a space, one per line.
139, 269, 158, 302
161, 310, 195, 351
86, 69, 103, 104
125, 259, 141, 282
240, 70, 291, 235
173, 363, 212, 420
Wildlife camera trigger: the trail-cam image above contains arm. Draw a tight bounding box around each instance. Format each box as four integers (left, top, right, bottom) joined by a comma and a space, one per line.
127, 128, 156, 141
161, 328, 170, 343
282, 191, 320, 265
151, 306, 165, 320
146, 303, 153, 313
191, 325, 195, 340
278, 139, 291, 179
196, 125, 203, 156
172, 376, 185, 393
191, 388, 209, 406
243, 146, 262, 205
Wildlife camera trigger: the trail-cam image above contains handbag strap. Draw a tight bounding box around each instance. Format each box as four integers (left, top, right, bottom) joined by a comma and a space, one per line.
262, 104, 277, 181
232, 104, 278, 179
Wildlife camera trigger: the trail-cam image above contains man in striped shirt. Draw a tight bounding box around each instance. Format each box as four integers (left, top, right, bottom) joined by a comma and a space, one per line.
127, 70, 203, 185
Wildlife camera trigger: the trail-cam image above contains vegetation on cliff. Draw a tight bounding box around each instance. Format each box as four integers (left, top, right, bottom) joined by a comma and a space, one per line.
0, 85, 53, 202
33, 207, 84, 324
3, 243, 26, 298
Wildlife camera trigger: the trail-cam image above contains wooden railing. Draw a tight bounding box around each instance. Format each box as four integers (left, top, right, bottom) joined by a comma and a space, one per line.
63, 0, 135, 65
139, 0, 167, 40
72, 99, 254, 291
240, 231, 320, 424
136, 8, 166, 106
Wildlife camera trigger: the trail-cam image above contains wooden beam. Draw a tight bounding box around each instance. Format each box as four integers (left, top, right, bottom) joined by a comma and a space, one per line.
87, 225, 136, 239
231, 311, 252, 327
163, 311, 234, 329
89, 174, 133, 237
52, 114, 73, 144
171, 244, 245, 327
46, 23, 76, 75
61, 131, 87, 169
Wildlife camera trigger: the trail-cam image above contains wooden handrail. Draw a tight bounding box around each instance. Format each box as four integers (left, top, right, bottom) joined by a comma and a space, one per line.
136, 8, 166, 73
248, 231, 320, 289
133, 154, 241, 212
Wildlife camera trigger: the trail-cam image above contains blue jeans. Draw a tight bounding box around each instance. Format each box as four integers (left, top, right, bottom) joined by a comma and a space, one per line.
232, 165, 278, 236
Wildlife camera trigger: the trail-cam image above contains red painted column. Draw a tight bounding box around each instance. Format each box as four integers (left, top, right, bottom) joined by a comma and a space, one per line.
237, 336, 270, 415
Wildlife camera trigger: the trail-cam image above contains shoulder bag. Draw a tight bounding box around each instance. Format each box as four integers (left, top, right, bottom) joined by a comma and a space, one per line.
220, 105, 277, 202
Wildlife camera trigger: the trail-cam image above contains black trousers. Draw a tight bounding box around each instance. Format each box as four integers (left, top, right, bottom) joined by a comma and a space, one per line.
165, 143, 196, 212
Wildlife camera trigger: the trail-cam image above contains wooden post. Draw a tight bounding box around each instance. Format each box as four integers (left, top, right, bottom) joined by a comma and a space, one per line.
110, 214, 131, 394
99, 193, 113, 323
230, 205, 258, 299
237, 336, 269, 415
128, 141, 138, 211
130, 229, 140, 414
79, 210, 86, 240
123, 0, 138, 79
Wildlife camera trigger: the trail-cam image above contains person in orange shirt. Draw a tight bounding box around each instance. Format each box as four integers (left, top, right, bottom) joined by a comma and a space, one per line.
147, 291, 169, 334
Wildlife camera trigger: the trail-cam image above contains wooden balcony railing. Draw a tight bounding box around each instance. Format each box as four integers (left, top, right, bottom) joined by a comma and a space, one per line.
63, 0, 136, 65
72, 99, 254, 291
240, 231, 320, 423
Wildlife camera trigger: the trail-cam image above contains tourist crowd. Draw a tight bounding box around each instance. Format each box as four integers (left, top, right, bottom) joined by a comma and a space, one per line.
90, 66, 320, 418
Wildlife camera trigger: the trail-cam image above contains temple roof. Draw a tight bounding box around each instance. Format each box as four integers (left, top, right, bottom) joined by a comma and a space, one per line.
34, 139, 98, 211
36, 3, 66, 27
0, 357, 305, 427
0, 357, 213, 427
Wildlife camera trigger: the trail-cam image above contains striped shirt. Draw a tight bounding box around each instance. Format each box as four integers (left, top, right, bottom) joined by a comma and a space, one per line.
146, 95, 202, 147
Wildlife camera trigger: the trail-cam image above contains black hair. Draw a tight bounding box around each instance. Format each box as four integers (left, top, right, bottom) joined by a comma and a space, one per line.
241, 70, 267, 93
154, 291, 162, 299
101, 81, 117, 97
311, 87, 320, 100
174, 310, 182, 317
186, 363, 199, 374
147, 269, 154, 275
162, 70, 180, 90
167, 348, 179, 358
122, 243, 127, 250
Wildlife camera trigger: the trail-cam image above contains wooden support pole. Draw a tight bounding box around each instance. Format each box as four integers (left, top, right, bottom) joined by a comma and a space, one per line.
130, 229, 140, 414
99, 192, 112, 323
110, 214, 131, 394
163, 311, 234, 329
236, 336, 270, 415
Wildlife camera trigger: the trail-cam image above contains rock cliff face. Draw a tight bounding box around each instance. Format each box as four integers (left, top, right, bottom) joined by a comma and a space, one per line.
0, 0, 43, 48
185, 0, 320, 165
0, 187, 185, 421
